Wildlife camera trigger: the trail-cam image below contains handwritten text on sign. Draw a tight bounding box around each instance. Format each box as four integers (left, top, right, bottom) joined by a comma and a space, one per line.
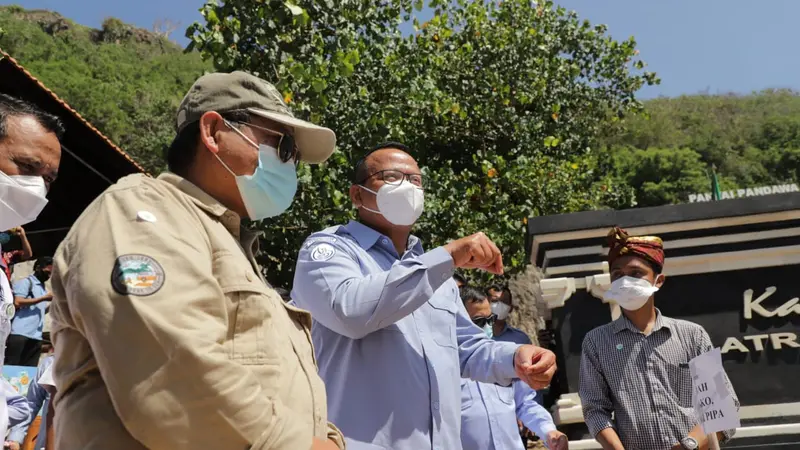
688, 348, 740, 435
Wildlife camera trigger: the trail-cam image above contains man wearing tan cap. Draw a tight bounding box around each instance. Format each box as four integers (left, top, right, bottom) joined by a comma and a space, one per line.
48, 72, 344, 450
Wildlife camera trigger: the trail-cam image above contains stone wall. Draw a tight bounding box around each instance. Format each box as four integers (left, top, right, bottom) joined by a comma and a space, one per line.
507, 264, 548, 345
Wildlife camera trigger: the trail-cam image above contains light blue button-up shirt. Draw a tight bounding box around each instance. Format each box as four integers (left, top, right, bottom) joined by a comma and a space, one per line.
10, 274, 49, 340
2, 377, 31, 436
292, 221, 520, 450
8, 355, 52, 448
460, 379, 556, 450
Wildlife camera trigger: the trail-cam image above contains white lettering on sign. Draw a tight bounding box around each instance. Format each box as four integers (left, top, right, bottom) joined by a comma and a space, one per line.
689, 348, 740, 435
721, 332, 800, 354
743, 287, 800, 319
688, 183, 799, 203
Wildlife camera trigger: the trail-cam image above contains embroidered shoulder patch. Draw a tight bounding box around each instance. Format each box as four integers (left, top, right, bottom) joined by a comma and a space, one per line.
3, 302, 14, 320
310, 243, 336, 262
304, 236, 337, 248
111, 254, 165, 296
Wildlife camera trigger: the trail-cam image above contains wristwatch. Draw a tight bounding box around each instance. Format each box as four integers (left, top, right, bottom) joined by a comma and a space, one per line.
680, 437, 699, 449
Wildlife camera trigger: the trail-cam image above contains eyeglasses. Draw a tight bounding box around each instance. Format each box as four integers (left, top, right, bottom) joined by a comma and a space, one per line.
471, 314, 497, 328
229, 121, 300, 164
359, 169, 428, 189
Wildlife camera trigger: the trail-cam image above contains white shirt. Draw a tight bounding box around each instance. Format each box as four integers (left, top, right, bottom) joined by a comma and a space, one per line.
0, 271, 14, 435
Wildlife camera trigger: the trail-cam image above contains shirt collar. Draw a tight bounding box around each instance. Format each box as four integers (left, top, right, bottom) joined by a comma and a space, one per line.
342, 220, 424, 255
157, 172, 243, 236
612, 308, 670, 335
497, 323, 512, 337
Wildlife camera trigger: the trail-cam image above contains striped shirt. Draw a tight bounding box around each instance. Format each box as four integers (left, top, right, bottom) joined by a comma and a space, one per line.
579, 310, 738, 450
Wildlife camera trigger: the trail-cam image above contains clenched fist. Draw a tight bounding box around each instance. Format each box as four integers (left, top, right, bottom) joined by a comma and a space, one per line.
514, 345, 556, 390
443, 232, 503, 275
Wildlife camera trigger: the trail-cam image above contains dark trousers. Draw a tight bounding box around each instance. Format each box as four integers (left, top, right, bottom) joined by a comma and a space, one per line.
5, 334, 42, 367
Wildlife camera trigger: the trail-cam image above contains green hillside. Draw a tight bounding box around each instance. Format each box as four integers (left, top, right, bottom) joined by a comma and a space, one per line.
599, 91, 800, 206
0, 5, 212, 173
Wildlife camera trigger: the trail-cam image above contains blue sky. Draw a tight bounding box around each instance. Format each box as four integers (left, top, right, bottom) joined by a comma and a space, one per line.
5, 0, 799, 98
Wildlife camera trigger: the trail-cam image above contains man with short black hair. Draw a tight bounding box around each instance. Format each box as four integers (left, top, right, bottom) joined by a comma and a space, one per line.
6, 256, 53, 366
49, 71, 343, 450
293, 142, 556, 450
459, 286, 567, 450
488, 285, 532, 345
580, 227, 738, 450
0, 92, 62, 437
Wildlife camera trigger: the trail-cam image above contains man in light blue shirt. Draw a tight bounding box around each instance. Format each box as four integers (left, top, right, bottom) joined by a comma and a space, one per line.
2, 378, 31, 447
6, 257, 52, 367
488, 285, 533, 346
459, 286, 568, 450
292, 142, 556, 450
8, 354, 53, 450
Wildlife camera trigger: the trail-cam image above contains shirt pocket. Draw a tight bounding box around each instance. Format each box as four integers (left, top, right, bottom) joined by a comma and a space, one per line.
666, 362, 693, 408
427, 294, 457, 349
213, 250, 284, 365
494, 384, 514, 405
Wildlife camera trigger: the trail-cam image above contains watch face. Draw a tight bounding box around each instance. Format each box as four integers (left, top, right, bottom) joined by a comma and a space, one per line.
683, 437, 699, 449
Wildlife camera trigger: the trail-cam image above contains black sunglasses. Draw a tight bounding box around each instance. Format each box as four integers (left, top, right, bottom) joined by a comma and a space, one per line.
471, 314, 497, 328
230, 121, 299, 164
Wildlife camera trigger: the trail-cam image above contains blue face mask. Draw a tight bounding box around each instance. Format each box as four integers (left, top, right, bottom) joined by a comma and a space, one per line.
219, 123, 298, 220
482, 324, 493, 339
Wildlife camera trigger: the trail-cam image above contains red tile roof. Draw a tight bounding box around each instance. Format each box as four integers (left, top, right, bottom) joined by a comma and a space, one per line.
0, 49, 149, 175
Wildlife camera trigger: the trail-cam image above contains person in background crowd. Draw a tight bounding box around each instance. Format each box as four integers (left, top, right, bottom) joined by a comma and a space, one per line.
487, 284, 541, 445
0, 93, 62, 442
453, 273, 467, 288
459, 286, 568, 450
488, 284, 532, 345
580, 227, 739, 450
6, 256, 53, 367
7, 353, 52, 450
1, 378, 31, 450
292, 142, 556, 450
49, 72, 344, 450
1, 227, 33, 281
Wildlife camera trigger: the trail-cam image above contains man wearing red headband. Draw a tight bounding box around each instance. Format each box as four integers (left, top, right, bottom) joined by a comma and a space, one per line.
578, 227, 738, 450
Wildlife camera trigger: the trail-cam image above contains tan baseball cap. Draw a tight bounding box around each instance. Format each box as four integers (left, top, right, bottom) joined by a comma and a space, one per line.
175, 71, 336, 164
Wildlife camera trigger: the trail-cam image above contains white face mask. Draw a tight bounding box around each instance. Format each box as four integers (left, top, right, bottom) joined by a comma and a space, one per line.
491, 302, 511, 321
0, 171, 48, 231
603, 276, 659, 311
359, 180, 424, 226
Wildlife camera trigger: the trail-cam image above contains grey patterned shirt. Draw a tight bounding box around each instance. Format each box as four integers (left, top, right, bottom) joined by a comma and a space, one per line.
579, 310, 738, 450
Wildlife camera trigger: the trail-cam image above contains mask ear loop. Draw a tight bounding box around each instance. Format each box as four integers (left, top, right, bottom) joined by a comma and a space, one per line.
357, 185, 382, 215
215, 120, 261, 177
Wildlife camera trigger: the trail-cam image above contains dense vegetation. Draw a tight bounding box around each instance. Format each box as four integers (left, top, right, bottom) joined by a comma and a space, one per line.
1, 4, 798, 287
0, 6, 211, 172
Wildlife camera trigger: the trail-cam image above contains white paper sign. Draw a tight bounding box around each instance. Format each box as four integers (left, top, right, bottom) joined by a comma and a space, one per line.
38, 364, 55, 388
689, 348, 740, 434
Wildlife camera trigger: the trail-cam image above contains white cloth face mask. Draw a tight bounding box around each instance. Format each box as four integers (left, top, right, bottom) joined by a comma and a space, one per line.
491, 302, 511, 321
0, 171, 48, 231
359, 180, 424, 226
603, 276, 659, 311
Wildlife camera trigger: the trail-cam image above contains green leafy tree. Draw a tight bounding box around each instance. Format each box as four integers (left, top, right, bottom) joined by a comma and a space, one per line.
600, 146, 712, 207
188, 0, 657, 286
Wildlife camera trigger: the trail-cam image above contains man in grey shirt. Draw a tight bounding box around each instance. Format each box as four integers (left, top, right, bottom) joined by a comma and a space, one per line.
579, 227, 738, 450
